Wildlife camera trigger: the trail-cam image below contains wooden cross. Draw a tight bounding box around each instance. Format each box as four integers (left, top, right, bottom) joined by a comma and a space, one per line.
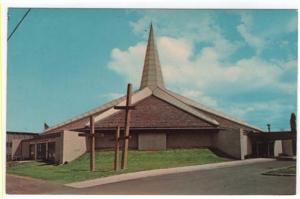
114, 83, 135, 169
114, 126, 120, 171
113, 126, 133, 171
78, 115, 97, 172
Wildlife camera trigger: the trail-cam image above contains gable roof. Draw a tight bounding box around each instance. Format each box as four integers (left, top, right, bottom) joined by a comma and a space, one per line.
95, 95, 216, 129
163, 88, 263, 131
152, 87, 219, 126
42, 24, 262, 134
88, 87, 153, 126
43, 88, 149, 134
42, 87, 219, 134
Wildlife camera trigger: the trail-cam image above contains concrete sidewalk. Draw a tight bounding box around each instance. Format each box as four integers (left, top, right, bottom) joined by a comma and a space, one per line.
66, 158, 274, 188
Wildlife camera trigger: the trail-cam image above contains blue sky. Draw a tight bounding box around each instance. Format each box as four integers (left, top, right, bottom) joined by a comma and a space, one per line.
7, 9, 297, 132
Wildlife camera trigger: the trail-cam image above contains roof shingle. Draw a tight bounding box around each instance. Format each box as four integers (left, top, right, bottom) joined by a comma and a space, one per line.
95, 96, 215, 129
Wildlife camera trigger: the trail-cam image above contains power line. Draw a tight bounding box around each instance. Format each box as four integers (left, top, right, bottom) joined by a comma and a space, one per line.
7, 8, 31, 41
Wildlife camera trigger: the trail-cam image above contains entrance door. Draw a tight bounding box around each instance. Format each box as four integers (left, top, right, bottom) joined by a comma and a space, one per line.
253, 141, 274, 158
37, 143, 47, 160
29, 144, 35, 160
47, 142, 56, 163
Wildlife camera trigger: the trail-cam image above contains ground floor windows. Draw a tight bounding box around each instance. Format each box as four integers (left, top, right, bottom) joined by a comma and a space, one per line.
253, 141, 274, 158
29, 142, 56, 162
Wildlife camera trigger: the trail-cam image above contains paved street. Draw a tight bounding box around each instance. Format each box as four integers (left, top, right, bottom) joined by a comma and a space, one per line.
7, 160, 296, 195
6, 175, 73, 194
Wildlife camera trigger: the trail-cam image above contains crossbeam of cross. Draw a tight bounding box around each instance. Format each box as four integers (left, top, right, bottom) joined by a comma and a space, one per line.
78, 83, 135, 172
78, 116, 96, 171
114, 83, 135, 170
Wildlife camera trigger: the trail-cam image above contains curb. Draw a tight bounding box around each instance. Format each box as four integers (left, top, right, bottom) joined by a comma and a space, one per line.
66, 158, 274, 188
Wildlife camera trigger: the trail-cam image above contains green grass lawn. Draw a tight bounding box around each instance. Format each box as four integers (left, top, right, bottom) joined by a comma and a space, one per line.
262, 165, 296, 176
7, 149, 227, 184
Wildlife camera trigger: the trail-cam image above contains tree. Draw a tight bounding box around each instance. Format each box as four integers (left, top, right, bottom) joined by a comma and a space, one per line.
290, 112, 296, 155
290, 113, 296, 134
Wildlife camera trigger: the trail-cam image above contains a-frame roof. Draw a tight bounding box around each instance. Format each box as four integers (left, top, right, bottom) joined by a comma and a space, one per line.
163, 89, 262, 130
42, 24, 263, 134
95, 95, 216, 129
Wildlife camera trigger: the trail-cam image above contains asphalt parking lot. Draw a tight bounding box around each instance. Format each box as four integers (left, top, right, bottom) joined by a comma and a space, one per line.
7, 160, 296, 195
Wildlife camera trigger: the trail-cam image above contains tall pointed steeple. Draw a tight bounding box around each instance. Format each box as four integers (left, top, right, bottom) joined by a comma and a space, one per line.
140, 23, 165, 90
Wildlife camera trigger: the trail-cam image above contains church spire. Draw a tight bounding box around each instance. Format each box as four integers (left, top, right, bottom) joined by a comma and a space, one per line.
140, 23, 165, 90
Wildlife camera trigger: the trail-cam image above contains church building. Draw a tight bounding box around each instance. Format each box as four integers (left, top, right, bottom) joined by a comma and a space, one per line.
19, 25, 268, 164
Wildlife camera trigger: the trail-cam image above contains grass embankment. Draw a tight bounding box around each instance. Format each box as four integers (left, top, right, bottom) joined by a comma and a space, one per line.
263, 166, 296, 176
7, 149, 227, 184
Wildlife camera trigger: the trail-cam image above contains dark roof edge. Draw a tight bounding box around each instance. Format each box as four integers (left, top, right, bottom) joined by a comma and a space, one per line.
75, 126, 223, 132
7, 131, 39, 135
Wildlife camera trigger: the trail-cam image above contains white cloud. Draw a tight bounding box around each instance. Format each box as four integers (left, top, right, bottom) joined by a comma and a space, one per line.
159, 37, 192, 62
129, 10, 240, 60
181, 90, 218, 108
236, 12, 297, 55
107, 35, 296, 106
279, 40, 289, 47
286, 16, 297, 33
107, 11, 297, 130
108, 42, 146, 86
237, 24, 263, 52
223, 99, 296, 130
129, 15, 153, 35
236, 13, 264, 54
102, 92, 124, 100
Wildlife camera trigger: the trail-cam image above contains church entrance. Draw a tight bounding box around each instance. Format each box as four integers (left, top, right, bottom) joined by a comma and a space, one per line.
37, 143, 47, 160
248, 131, 296, 158
29, 144, 35, 160
47, 142, 56, 163
252, 141, 274, 158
